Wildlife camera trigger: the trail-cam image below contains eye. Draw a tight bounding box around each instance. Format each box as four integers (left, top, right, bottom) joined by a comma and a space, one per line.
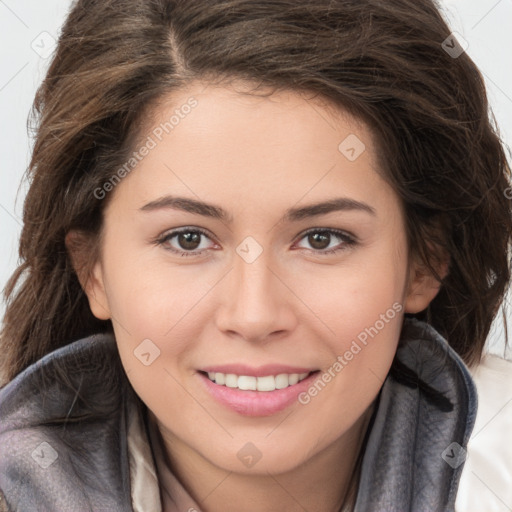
294, 228, 356, 255
155, 226, 357, 258
155, 227, 217, 257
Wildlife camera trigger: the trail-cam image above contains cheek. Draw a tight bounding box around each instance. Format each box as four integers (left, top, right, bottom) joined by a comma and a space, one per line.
299, 244, 406, 347
102, 246, 215, 334
100, 249, 219, 391
312, 270, 403, 392
102, 260, 203, 417
293, 245, 406, 430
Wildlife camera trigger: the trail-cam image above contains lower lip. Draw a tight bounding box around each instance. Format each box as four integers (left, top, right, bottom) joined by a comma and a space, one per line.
197, 371, 320, 417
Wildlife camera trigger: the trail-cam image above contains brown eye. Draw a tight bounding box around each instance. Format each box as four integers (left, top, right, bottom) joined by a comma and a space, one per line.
157, 227, 215, 257
308, 231, 331, 250
295, 228, 356, 255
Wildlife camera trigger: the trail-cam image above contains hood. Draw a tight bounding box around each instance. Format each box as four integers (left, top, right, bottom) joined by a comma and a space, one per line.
354, 318, 477, 511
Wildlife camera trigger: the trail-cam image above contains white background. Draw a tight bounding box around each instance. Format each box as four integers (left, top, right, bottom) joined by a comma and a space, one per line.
0, 0, 511, 358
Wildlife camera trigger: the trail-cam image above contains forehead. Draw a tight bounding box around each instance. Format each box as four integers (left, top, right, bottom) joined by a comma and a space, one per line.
143, 79, 375, 149
109, 80, 397, 219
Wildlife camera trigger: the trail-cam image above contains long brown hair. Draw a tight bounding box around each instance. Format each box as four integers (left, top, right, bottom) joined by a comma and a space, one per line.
1, 0, 511, 385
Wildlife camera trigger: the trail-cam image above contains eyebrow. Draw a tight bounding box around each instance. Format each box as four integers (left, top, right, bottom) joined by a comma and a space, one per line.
139, 195, 376, 223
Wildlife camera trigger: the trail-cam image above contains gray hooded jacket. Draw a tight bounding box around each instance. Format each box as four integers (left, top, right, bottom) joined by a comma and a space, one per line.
0, 318, 477, 511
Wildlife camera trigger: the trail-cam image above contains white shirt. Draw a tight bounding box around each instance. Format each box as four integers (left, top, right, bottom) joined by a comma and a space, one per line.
456, 355, 512, 512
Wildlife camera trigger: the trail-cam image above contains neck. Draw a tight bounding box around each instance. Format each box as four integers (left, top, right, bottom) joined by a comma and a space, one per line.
149, 403, 375, 512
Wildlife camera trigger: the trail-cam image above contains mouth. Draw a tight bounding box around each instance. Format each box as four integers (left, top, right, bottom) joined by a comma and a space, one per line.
196, 369, 321, 416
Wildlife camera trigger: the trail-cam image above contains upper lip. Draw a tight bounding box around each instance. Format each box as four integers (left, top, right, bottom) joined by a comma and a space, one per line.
199, 364, 317, 377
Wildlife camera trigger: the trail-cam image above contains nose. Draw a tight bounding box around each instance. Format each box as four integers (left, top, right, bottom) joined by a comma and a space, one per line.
215, 248, 298, 344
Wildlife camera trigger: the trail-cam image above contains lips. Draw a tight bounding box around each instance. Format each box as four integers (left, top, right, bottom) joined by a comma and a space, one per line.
197, 364, 321, 416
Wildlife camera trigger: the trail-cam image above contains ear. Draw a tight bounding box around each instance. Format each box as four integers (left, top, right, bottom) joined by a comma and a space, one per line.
404, 251, 449, 314
65, 230, 111, 321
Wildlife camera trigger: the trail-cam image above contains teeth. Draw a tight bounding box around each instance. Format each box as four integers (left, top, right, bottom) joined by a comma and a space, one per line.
205, 371, 310, 391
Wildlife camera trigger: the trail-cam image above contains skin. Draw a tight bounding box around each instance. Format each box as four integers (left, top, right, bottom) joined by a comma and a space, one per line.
68, 80, 443, 512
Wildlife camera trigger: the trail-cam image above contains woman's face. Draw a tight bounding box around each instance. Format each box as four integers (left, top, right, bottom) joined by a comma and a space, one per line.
79, 81, 438, 474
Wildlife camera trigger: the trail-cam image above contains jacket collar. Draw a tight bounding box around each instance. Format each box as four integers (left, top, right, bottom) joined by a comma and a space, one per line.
0, 318, 477, 511
354, 318, 478, 511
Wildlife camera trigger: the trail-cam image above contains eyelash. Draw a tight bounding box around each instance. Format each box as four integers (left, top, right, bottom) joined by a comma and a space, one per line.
154, 227, 357, 258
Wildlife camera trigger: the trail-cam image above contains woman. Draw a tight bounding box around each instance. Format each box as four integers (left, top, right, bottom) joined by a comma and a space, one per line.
0, 0, 510, 510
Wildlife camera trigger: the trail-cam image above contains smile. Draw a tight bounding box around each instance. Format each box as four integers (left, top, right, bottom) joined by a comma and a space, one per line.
197, 369, 321, 416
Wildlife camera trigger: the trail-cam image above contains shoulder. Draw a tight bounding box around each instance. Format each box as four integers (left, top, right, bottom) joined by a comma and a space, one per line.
0, 332, 138, 511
